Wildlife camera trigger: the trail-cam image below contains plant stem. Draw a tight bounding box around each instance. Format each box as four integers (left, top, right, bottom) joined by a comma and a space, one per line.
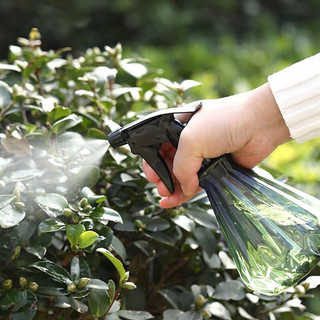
101, 285, 122, 319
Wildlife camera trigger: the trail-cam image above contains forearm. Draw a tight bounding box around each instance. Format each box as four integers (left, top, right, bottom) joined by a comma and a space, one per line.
268, 53, 320, 143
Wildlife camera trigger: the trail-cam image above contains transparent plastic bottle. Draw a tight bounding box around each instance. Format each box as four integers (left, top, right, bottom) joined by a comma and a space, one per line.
198, 155, 320, 295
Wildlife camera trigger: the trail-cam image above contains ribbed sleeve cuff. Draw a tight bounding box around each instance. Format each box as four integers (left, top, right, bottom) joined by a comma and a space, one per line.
268, 53, 320, 143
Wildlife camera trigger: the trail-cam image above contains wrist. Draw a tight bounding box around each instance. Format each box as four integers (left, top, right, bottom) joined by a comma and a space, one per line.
248, 83, 291, 148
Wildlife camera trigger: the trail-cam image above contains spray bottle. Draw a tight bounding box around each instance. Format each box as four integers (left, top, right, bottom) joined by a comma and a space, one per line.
107, 103, 320, 295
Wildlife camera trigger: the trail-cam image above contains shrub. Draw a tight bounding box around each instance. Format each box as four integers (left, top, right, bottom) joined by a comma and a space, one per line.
0, 30, 319, 320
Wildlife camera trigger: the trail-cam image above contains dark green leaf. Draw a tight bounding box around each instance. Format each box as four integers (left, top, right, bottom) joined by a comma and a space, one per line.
213, 280, 246, 301
158, 289, 180, 309
0, 195, 15, 209
87, 128, 107, 140
88, 280, 110, 317
91, 207, 122, 224
145, 218, 170, 232
30, 261, 72, 284
47, 106, 72, 123
171, 215, 195, 232
110, 235, 127, 261
51, 114, 82, 134
193, 227, 216, 257
74, 166, 100, 188
66, 224, 85, 246
70, 256, 81, 282
184, 207, 217, 230
70, 298, 88, 314
38, 218, 66, 233
80, 187, 106, 204
0, 289, 25, 310
35, 193, 68, 217
25, 245, 46, 259
0, 204, 25, 228
145, 232, 175, 246
117, 310, 154, 320
0, 80, 12, 109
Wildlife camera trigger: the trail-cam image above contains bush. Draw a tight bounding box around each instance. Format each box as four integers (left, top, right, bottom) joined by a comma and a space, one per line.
0, 30, 319, 320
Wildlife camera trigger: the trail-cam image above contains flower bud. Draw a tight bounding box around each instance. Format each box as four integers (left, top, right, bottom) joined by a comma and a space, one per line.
0, 180, 6, 189
28, 282, 39, 292
295, 285, 306, 295
134, 219, 145, 229
83, 204, 92, 212
3, 279, 12, 290
77, 277, 91, 289
80, 198, 88, 208
302, 282, 310, 291
68, 283, 77, 293
63, 208, 73, 217
15, 202, 25, 211
13, 187, 21, 202
11, 246, 21, 260
19, 277, 27, 289
121, 281, 137, 290
194, 294, 206, 308
123, 271, 130, 282
202, 309, 212, 319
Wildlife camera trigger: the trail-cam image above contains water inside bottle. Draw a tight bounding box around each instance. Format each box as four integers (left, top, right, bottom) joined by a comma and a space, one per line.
200, 156, 320, 295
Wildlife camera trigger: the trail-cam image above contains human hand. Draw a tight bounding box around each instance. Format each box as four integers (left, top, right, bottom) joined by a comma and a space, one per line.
143, 83, 291, 208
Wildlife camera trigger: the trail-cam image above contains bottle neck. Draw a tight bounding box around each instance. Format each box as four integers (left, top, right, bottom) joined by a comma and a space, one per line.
198, 155, 235, 189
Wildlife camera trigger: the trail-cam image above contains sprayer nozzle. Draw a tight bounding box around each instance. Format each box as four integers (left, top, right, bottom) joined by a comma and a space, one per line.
108, 129, 125, 148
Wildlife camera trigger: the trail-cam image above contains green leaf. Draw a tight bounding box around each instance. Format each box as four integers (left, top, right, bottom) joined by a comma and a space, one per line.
97, 248, 126, 282
171, 215, 195, 232
0, 80, 12, 109
0, 204, 25, 228
35, 193, 68, 217
110, 236, 127, 261
193, 227, 216, 257
47, 106, 72, 123
88, 279, 110, 317
30, 261, 72, 284
117, 310, 154, 320
38, 218, 66, 233
145, 218, 170, 232
74, 165, 100, 188
66, 224, 85, 246
91, 207, 123, 225
212, 280, 246, 301
184, 207, 217, 230
7, 168, 42, 181
179, 79, 201, 92
87, 128, 108, 140
70, 256, 81, 282
70, 298, 88, 314
80, 187, 106, 204
0, 195, 15, 209
0, 63, 20, 72
51, 114, 82, 134
120, 60, 148, 79
206, 302, 231, 320
163, 310, 184, 320
25, 245, 46, 259
0, 288, 26, 310
78, 231, 99, 249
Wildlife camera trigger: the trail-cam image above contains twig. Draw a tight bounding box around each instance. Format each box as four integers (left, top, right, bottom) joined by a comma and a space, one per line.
101, 285, 122, 319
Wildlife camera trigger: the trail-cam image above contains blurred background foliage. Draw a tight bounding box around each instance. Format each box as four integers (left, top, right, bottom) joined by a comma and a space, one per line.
1, 0, 320, 316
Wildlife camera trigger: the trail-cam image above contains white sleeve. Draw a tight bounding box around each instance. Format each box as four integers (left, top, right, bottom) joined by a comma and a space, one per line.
268, 53, 320, 143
